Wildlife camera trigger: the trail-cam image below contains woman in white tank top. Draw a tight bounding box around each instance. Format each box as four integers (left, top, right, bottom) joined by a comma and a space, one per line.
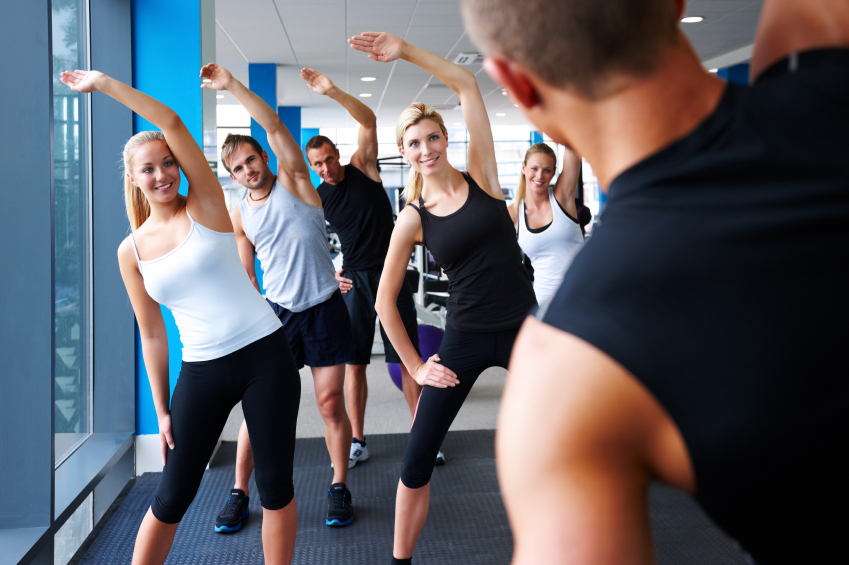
60, 70, 299, 564
508, 144, 586, 306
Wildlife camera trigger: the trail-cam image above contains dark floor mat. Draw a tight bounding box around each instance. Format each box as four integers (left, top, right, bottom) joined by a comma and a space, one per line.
78, 430, 749, 564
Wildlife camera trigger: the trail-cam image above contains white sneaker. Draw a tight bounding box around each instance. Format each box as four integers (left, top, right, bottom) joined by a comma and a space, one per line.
435, 450, 446, 466
348, 440, 369, 469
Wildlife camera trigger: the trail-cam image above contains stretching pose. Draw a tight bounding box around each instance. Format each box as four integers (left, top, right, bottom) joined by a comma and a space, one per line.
200, 63, 356, 529
60, 70, 300, 564
507, 144, 585, 306
462, 0, 849, 563
349, 32, 537, 563
301, 68, 425, 466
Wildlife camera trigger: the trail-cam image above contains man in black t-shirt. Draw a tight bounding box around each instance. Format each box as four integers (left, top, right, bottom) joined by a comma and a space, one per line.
461, 0, 849, 564
301, 68, 424, 469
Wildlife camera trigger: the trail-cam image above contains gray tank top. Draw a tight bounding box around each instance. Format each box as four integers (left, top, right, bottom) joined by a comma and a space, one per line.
239, 179, 338, 312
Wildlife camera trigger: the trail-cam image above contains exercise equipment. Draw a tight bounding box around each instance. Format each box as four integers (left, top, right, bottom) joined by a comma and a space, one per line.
388, 323, 445, 391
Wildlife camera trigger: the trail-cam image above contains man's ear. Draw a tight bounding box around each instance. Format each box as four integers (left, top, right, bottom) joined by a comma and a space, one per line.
229, 173, 237, 182
484, 55, 540, 110
262, 150, 270, 163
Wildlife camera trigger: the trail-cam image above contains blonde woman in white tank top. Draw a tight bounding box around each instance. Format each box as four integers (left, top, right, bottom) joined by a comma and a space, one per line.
508, 145, 586, 305
60, 70, 299, 565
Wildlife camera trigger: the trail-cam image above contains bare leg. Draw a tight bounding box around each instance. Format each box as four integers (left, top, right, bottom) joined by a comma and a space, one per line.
234, 418, 255, 495
260, 500, 298, 565
313, 364, 352, 484
345, 364, 368, 441
401, 364, 422, 419
131, 508, 179, 565
393, 480, 431, 559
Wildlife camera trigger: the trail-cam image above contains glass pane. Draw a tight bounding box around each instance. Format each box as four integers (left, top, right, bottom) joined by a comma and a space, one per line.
54, 492, 93, 565
53, 0, 91, 465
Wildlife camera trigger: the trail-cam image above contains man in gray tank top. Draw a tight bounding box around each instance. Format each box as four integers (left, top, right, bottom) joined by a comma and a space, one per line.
200, 63, 356, 529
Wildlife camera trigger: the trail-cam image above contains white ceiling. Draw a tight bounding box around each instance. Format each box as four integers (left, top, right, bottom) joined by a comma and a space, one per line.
214, 0, 764, 128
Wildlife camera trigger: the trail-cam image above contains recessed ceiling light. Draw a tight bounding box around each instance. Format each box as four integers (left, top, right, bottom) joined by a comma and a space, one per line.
502, 91, 507, 95
513, 104, 519, 107
681, 16, 703, 23
359, 93, 372, 97
361, 77, 376, 82
709, 68, 718, 73
454, 122, 463, 126
496, 113, 506, 117
216, 94, 224, 99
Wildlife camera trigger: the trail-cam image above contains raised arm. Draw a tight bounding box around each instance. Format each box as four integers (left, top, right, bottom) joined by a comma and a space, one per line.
60, 70, 227, 228
349, 32, 501, 199
200, 63, 319, 207
229, 207, 261, 294
751, 0, 849, 80
375, 207, 458, 389
117, 240, 174, 465
301, 68, 381, 182
552, 146, 581, 219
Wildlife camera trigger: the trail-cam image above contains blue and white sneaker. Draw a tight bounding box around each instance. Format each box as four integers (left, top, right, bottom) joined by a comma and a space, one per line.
214, 489, 249, 533
348, 438, 369, 469
326, 483, 354, 526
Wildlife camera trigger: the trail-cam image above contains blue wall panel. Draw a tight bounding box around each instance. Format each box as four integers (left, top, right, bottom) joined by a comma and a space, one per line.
132, 0, 203, 435
530, 131, 544, 145
718, 63, 750, 86
249, 64, 278, 172
301, 127, 322, 187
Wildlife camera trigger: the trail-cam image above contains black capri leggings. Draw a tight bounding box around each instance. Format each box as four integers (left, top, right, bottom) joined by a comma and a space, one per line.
151, 327, 301, 524
400, 324, 520, 489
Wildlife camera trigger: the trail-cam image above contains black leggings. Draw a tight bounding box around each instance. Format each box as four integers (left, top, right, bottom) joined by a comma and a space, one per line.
400, 325, 520, 489
151, 328, 301, 524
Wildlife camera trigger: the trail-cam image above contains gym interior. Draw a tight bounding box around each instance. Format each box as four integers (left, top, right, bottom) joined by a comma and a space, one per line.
2, 1, 782, 564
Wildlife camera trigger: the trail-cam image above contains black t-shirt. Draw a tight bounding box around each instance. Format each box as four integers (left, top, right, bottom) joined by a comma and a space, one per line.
541, 49, 849, 565
411, 173, 537, 332
317, 164, 395, 272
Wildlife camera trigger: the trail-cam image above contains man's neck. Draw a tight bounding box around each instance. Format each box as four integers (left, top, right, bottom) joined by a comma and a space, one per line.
247, 175, 276, 205
542, 41, 726, 190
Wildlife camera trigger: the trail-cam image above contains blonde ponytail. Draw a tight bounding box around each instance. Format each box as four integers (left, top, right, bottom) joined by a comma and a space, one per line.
515, 142, 557, 209
396, 103, 447, 206
122, 131, 166, 231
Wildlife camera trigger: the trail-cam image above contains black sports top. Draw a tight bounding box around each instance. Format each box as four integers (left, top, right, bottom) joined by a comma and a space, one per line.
410, 173, 536, 332
317, 164, 395, 271
540, 49, 849, 565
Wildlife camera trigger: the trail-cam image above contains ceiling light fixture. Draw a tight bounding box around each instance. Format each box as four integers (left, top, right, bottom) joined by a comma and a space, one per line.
709, 68, 718, 73
681, 16, 704, 23
216, 95, 225, 99
359, 93, 372, 97
454, 122, 463, 126
361, 77, 376, 82
496, 113, 506, 117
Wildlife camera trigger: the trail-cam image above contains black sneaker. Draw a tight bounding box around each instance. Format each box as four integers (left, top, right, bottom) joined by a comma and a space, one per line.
326, 483, 354, 527
214, 489, 250, 533
434, 450, 446, 466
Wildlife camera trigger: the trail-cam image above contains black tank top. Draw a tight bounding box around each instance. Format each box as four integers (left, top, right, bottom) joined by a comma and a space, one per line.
410, 173, 536, 332
540, 50, 849, 565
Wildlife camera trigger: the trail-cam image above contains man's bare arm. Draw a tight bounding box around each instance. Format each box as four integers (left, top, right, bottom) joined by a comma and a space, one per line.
751, 0, 849, 80
301, 68, 380, 182
499, 318, 695, 565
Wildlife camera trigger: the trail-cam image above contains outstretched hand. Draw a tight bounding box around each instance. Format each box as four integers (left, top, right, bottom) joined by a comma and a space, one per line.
349, 32, 405, 63
200, 63, 234, 91
60, 69, 105, 93
300, 68, 335, 95
412, 354, 459, 389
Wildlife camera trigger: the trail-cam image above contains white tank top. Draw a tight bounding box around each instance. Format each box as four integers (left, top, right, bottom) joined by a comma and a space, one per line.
130, 210, 281, 362
517, 189, 585, 306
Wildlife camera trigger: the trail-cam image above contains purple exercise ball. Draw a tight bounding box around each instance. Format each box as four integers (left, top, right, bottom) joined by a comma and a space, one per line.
388, 324, 444, 391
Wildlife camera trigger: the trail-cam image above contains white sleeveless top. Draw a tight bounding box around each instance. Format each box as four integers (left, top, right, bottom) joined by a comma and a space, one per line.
130, 210, 281, 362
239, 179, 338, 312
517, 189, 585, 306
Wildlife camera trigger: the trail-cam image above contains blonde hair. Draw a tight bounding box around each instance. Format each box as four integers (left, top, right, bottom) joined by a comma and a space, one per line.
396, 103, 448, 205
123, 131, 166, 231
515, 143, 556, 208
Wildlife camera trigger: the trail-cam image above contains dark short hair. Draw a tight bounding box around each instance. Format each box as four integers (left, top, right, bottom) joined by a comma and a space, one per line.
304, 135, 337, 159
220, 133, 265, 173
461, 0, 679, 98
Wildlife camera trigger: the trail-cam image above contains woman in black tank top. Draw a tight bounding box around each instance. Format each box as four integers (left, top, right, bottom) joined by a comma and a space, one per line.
350, 32, 536, 564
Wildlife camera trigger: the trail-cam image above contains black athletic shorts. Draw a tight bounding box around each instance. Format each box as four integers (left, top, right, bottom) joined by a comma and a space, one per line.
342, 269, 420, 365
267, 290, 355, 370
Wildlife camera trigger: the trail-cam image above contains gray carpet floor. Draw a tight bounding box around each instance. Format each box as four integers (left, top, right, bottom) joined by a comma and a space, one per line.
78, 430, 750, 564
